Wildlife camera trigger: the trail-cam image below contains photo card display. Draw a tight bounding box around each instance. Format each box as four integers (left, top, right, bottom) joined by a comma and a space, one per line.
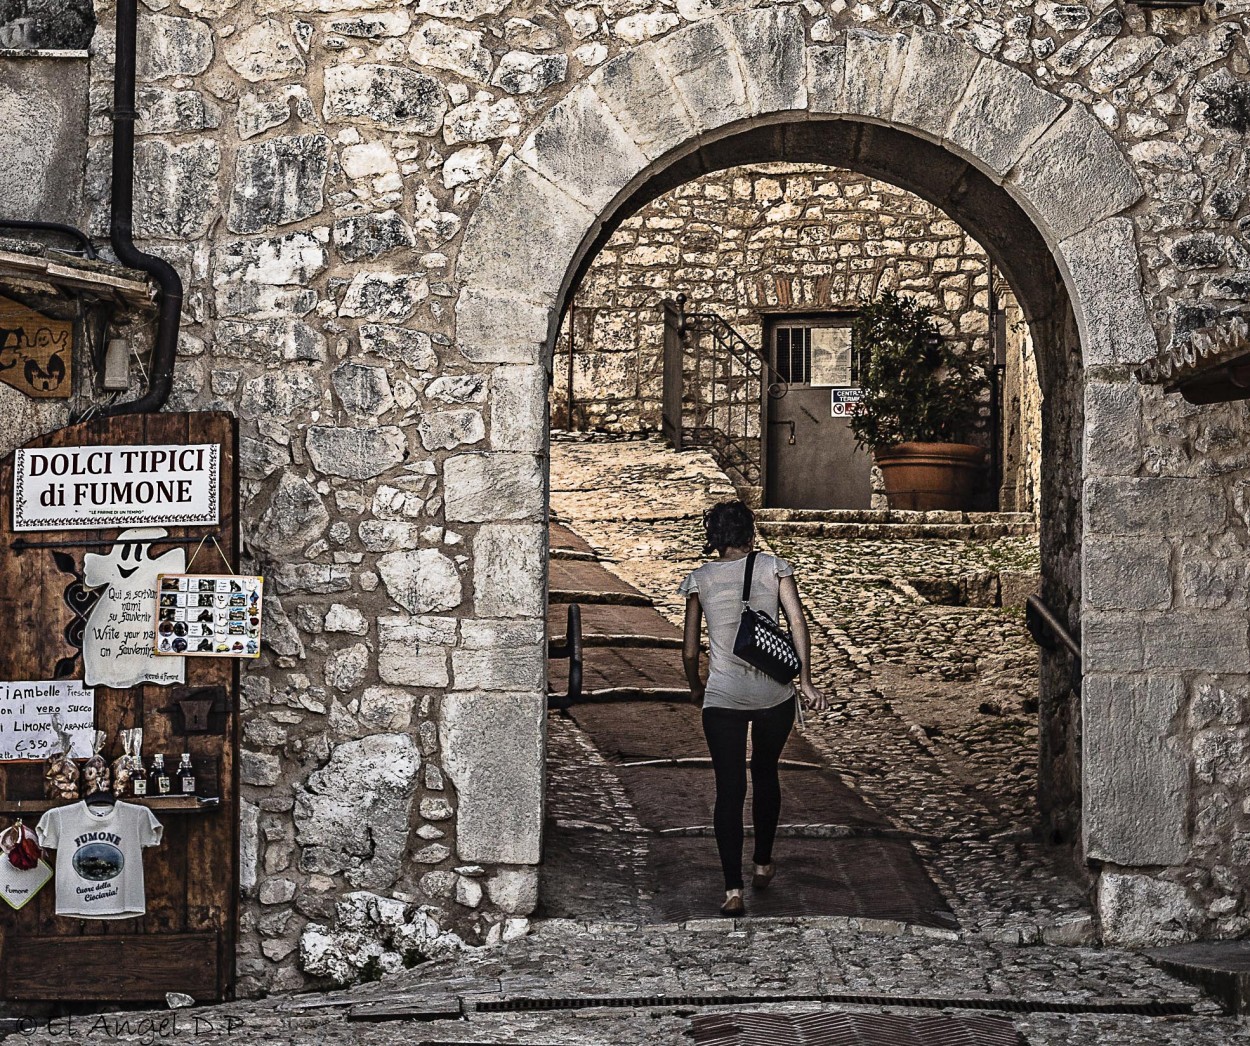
153, 574, 263, 659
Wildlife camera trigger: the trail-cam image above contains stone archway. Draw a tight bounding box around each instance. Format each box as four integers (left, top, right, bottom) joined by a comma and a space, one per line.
451, 13, 1172, 933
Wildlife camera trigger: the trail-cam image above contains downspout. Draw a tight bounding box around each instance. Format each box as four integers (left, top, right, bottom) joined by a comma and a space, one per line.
99, 0, 182, 417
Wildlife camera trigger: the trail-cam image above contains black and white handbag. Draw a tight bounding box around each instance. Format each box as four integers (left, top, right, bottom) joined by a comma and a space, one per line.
732, 551, 802, 684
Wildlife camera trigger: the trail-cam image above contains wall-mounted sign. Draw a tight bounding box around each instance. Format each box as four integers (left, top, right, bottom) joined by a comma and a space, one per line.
13, 443, 219, 532
810, 326, 854, 388
0, 297, 72, 400
0, 680, 94, 761
83, 528, 185, 689
0, 857, 53, 911
831, 387, 863, 418
155, 574, 263, 658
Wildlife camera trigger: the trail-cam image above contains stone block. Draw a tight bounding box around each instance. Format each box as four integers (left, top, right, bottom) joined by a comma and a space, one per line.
805, 46, 846, 115
590, 47, 695, 161
325, 642, 370, 692
893, 32, 981, 142
443, 97, 522, 145
1142, 613, 1250, 673
842, 30, 909, 124
378, 548, 463, 614
240, 371, 322, 418
227, 134, 330, 234
438, 691, 544, 864
1179, 556, 1250, 610
452, 630, 544, 691
491, 51, 568, 95
1080, 612, 1144, 674
409, 18, 493, 82
224, 18, 305, 82
1083, 673, 1188, 865
339, 272, 428, 322
240, 800, 260, 893
473, 524, 546, 617
332, 361, 395, 418
253, 472, 329, 556
454, 288, 552, 365
217, 318, 327, 366
333, 211, 417, 263
1083, 380, 1142, 477
489, 365, 547, 453
216, 231, 327, 286
1085, 477, 1225, 536
138, 14, 214, 80
444, 453, 544, 522
356, 687, 414, 732
486, 868, 539, 914
305, 426, 408, 479
652, 18, 748, 135
360, 324, 437, 371
517, 85, 649, 214
295, 733, 421, 889
1009, 105, 1143, 245
945, 59, 1065, 177
323, 64, 447, 134
457, 157, 594, 309
134, 139, 221, 239
418, 408, 486, 451
1098, 872, 1196, 947
1083, 537, 1172, 612
0, 58, 88, 226
721, 7, 806, 116
1058, 218, 1156, 368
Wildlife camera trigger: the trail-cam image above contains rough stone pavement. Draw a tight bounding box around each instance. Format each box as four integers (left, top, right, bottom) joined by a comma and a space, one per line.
5, 433, 1242, 1046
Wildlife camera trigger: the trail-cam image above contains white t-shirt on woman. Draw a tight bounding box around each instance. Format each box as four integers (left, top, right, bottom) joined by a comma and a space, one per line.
678, 552, 796, 711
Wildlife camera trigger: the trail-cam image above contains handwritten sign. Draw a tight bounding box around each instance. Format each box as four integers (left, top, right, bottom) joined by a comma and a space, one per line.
14, 443, 219, 532
0, 681, 94, 761
0, 858, 53, 910
83, 528, 185, 688
0, 296, 72, 400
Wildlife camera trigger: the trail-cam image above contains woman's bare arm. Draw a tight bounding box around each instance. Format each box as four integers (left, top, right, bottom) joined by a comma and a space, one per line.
682, 593, 706, 705
779, 574, 828, 710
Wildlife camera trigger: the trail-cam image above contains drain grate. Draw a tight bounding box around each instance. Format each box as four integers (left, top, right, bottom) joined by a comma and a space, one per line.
691, 1011, 1025, 1045
472, 992, 1194, 1017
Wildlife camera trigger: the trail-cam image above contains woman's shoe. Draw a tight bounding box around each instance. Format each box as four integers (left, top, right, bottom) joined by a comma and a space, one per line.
751, 863, 775, 890
720, 890, 745, 916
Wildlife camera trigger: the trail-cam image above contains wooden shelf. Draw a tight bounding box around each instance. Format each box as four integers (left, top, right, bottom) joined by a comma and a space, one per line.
0, 795, 220, 815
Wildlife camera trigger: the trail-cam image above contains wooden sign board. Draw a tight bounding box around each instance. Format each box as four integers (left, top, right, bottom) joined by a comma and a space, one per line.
0, 297, 72, 400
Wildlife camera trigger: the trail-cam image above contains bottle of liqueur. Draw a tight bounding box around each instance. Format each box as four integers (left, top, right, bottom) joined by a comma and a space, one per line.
148, 754, 171, 796
130, 757, 148, 797
177, 753, 196, 796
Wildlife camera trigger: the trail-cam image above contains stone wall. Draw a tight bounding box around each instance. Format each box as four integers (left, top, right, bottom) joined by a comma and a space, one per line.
0, 0, 1243, 991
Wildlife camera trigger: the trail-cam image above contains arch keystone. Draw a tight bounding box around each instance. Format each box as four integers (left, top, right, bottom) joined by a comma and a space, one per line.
843, 29, 910, 124
720, 7, 807, 116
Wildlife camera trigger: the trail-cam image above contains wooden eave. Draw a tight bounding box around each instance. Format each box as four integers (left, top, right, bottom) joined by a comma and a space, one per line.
0, 243, 155, 313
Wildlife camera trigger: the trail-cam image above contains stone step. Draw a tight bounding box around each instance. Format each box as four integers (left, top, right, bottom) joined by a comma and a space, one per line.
758, 520, 1037, 540
1147, 941, 1250, 1015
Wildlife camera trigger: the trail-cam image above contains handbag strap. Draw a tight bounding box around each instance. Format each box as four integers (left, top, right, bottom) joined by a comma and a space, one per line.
740, 550, 757, 607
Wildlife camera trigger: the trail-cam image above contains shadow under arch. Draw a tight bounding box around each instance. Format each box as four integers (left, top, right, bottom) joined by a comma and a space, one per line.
548, 116, 1085, 846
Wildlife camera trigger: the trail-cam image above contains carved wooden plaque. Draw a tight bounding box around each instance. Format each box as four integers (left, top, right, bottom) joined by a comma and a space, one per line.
0, 296, 72, 399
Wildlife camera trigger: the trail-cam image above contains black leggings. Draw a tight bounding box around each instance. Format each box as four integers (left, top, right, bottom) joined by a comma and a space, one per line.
701, 697, 795, 890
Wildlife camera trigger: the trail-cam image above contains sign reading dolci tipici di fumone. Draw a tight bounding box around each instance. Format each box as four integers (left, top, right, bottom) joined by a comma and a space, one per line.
13, 444, 219, 531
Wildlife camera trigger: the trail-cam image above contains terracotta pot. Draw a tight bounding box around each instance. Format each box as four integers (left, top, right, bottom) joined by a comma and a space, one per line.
874, 441, 987, 511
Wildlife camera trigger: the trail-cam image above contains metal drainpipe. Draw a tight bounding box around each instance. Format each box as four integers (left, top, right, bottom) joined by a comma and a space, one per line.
97, 0, 183, 418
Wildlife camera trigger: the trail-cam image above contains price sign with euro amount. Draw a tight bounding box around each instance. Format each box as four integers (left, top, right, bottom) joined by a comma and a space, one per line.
0, 681, 94, 761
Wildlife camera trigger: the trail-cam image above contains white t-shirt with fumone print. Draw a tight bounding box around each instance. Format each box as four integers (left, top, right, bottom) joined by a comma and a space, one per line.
36, 801, 163, 919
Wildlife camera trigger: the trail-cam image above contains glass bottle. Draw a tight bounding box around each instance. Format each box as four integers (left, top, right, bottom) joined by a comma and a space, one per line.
148, 754, 171, 796
176, 753, 196, 796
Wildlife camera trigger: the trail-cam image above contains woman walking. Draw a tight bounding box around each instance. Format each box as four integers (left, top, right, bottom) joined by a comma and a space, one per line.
679, 500, 827, 916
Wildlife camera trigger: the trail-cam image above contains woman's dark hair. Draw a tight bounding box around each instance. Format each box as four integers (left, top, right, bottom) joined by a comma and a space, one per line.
701, 500, 755, 556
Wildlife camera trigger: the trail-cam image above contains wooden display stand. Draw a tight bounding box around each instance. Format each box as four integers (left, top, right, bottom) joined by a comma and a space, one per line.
0, 413, 238, 1003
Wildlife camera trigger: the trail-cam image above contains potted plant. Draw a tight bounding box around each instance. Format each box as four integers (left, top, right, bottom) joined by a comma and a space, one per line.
849, 291, 988, 511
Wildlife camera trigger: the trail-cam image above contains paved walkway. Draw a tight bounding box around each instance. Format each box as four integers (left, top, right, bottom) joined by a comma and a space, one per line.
6, 433, 1243, 1046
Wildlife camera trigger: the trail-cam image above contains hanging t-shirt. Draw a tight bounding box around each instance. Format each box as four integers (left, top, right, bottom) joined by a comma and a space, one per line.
35, 801, 163, 919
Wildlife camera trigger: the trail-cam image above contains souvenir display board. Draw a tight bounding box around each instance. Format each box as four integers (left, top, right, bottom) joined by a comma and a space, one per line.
0, 412, 238, 1004
156, 575, 263, 658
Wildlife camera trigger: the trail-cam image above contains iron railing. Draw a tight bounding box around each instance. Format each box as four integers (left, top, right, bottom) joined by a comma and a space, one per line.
663, 295, 783, 493
546, 603, 582, 713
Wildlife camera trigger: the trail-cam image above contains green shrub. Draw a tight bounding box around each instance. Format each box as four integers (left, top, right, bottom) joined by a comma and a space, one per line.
849, 291, 987, 451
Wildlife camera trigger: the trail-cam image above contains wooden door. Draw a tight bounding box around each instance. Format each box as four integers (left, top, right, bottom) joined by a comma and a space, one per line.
0, 412, 238, 1003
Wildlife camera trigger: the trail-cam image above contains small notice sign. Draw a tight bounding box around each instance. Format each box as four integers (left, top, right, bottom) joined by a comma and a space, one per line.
13, 443, 220, 532
831, 387, 864, 417
155, 574, 264, 658
0, 857, 53, 910
0, 681, 95, 761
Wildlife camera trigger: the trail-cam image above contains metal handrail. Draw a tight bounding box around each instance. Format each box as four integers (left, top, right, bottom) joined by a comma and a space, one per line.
1025, 595, 1081, 661
546, 603, 583, 712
